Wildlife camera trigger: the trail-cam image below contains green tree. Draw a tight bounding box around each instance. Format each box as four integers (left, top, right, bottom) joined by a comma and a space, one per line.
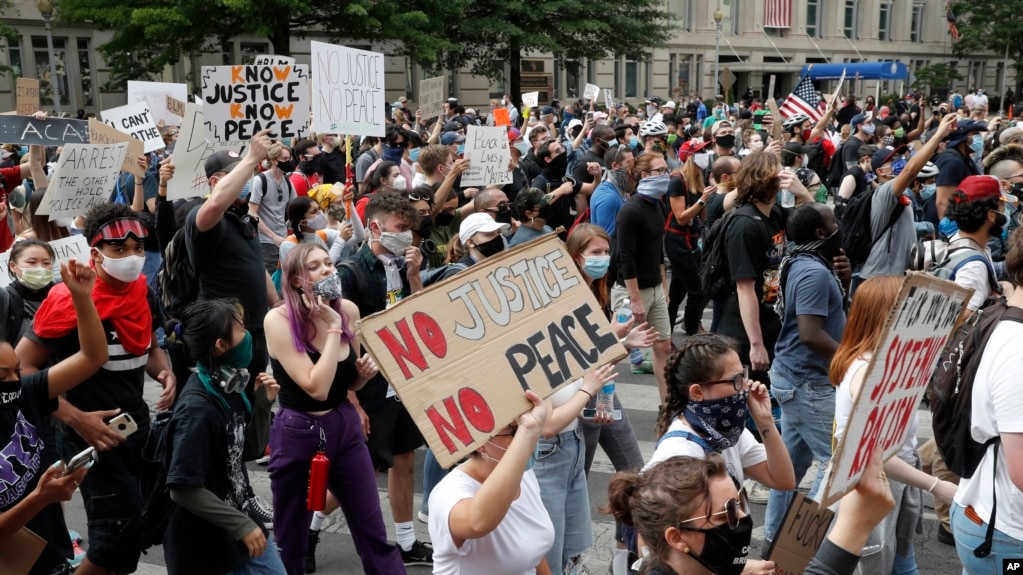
56, 0, 463, 90
911, 63, 963, 94
949, 0, 1023, 86
431, 0, 676, 107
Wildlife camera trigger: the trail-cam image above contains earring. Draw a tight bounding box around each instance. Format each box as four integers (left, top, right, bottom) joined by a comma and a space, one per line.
683, 546, 690, 554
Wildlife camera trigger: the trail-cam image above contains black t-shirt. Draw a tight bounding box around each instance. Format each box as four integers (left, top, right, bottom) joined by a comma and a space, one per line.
719, 203, 787, 350
164, 376, 255, 574
841, 136, 866, 170
934, 148, 978, 188
572, 149, 605, 190
614, 194, 667, 289
704, 192, 727, 229
665, 175, 696, 239
185, 206, 268, 329
272, 350, 358, 412
27, 287, 161, 423
0, 371, 72, 575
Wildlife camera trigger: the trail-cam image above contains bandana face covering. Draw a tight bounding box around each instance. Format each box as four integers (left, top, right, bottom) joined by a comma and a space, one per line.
683, 390, 750, 451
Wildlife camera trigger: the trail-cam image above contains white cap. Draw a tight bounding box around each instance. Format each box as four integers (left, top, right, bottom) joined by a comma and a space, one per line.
460, 213, 509, 243
567, 118, 583, 131
663, 100, 676, 109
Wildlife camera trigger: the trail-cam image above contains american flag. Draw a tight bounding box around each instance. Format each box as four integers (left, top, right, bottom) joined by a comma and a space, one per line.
947, 5, 960, 41
779, 74, 822, 123
764, 0, 791, 28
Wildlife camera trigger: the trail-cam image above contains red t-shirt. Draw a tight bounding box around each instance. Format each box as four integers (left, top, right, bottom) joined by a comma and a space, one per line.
289, 171, 319, 197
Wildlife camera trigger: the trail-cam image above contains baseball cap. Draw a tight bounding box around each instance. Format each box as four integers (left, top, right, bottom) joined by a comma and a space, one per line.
567, 119, 583, 132
513, 187, 553, 219
507, 127, 521, 143
541, 106, 556, 116
204, 150, 242, 178
944, 119, 989, 148
391, 101, 404, 109
442, 121, 462, 133
954, 175, 1008, 203
459, 212, 509, 242
663, 100, 676, 109
440, 132, 465, 146
1000, 126, 1023, 146
850, 113, 870, 130
870, 144, 907, 172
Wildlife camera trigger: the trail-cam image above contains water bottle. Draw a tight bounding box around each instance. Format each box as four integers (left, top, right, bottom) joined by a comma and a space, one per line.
596, 381, 615, 415
780, 166, 795, 207
617, 298, 646, 365
307, 451, 329, 511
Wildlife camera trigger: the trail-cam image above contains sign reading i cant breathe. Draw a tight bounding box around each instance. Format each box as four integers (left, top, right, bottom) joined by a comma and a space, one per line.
358, 234, 627, 468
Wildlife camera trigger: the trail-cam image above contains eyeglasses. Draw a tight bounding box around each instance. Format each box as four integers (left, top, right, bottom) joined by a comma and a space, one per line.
90, 217, 148, 247
486, 202, 512, 213
694, 366, 750, 392
678, 488, 749, 530
644, 167, 670, 176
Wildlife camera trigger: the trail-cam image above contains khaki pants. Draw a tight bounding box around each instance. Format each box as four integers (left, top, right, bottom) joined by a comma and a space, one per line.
919, 437, 960, 529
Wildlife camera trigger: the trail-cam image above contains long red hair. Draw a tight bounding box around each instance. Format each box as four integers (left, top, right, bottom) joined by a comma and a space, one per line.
829, 276, 903, 386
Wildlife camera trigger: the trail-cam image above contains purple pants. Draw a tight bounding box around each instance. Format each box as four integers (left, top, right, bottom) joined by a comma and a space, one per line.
268, 402, 406, 575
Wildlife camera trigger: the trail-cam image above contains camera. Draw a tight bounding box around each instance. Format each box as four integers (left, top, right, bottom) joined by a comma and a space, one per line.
419, 238, 437, 257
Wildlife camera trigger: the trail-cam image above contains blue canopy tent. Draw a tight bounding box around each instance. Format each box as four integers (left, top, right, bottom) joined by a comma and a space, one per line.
800, 62, 909, 81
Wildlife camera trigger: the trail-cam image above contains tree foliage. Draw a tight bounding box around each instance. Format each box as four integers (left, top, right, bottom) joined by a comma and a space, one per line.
950, 0, 1023, 81
911, 63, 963, 93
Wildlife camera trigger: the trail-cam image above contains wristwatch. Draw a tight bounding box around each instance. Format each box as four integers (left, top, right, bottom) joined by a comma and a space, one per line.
696, 199, 706, 207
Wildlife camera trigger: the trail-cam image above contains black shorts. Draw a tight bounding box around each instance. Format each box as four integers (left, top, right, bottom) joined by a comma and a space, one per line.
365, 396, 424, 470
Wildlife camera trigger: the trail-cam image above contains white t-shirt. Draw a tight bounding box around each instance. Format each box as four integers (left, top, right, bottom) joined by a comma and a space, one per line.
947, 234, 994, 312
429, 468, 555, 575
834, 356, 918, 461
954, 320, 1023, 541
643, 417, 766, 485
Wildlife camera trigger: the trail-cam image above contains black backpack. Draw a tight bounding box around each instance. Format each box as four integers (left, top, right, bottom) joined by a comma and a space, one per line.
838, 189, 905, 267
930, 297, 1023, 558
804, 139, 831, 183
0, 285, 24, 346
156, 228, 199, 320
825, 145, 847, 189
699, 207, 767, 300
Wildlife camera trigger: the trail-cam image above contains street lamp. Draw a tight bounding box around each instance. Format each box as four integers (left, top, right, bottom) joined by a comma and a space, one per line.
37, 0, 61, 115
713, 6, 723, 99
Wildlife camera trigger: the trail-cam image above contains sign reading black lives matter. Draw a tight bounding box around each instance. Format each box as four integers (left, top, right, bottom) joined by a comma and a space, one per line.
48, 143, 128, 221
311, 41, 386, 138
202, 64, 310, 142
461, 126, 513, 187
358, 234, 627, 468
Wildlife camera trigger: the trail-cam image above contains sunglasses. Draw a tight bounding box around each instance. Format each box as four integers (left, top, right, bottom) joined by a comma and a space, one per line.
678, 488, 749, 530
486, 202, 512, 213
90, 217, 148, 247
408, 191, 431, 202
694, 366, 750, 392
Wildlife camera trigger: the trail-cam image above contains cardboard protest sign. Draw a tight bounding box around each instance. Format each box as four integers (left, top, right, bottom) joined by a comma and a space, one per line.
0, 116, 88, 146
48, 143, 128, 221
0, 526, 46, 575
166, 95, 186, 118
461, 126, 513, 187
16, 78, 40, 116
168, 102, 242, 201
584, 83, 600, 101
201, 64, 310, 142
0, 235, 90, 288
418, 76, 447, 119
358, 234, 627, 468
254, 54, 296, 66
493, 108, 511, 127
818, 273, 970, 508
127, 81, 188, 126
101, 102, 164, 153
522, 92, 539, 108
766, 493, 835, 575
311, 41, 386, 137
604, 89, 614, 111
88, 119, 145, 177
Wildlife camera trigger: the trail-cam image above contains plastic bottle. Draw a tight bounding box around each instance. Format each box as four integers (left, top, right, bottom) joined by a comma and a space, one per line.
780, 166, 795, 208
616, 298, 645, 366
596, 381, 615, 415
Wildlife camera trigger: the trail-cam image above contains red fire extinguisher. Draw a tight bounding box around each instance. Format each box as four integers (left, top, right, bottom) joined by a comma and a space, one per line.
307, 451, 329, 511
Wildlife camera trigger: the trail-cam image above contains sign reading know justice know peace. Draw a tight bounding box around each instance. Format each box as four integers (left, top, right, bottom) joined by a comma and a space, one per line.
358, 234, 627, 468
201, 64, 311, 142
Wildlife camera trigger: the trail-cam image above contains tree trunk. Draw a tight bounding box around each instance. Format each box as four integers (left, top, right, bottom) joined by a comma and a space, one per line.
269, 8, 292, 56
509, 37, 521, 109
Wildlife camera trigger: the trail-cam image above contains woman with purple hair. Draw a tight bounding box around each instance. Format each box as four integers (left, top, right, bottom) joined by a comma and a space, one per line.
263, 242, 405, 575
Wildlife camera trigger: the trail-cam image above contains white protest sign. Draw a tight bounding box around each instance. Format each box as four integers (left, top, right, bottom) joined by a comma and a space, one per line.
168, 102, 242, 201
311, 41, 386, 137
584, 83, 600, 101
818, 273, 970, 508
522, 92, 539, 108
461, 126, 513, 187
418, 76, 447, 119
101, 102, 164, 154
48, 143, 128, 221
0, 235, 90, 288
127, 81, 188, 126
254, 54, 296, 66
604, 89, 615, 111
201, 64, 310, 143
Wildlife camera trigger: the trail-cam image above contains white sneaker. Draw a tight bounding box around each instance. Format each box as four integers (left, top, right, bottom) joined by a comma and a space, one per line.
417, 510, 429, 524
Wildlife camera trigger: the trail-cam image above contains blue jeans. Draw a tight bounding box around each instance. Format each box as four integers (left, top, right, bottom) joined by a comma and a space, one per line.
143, 249, 161, 289
225, 538, 287, 575
763, 372, 835, 542
420, 449, 448, 517
892, 544, 918, 575
534, 426, 592, 574
951, 502, 1023, 574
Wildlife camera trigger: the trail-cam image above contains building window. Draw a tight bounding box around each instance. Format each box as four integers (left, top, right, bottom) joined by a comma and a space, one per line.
625, 60, 638, 98
879, 2, 892, 41
77, 38, 94, 107
806, 0, 821, 37
32, 36, 68, 108
844, 0, 858, 39
564, 59, 581, 99
911, 3, 924, 43
729, 0, 740, 36
9, 39, 21, 78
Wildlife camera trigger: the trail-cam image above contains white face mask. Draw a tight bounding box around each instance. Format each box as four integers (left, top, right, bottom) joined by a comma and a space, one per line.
750, 140, 764, 150
392, 175, 408, 190
100, 254, 145, 283
304, 213, 327, 230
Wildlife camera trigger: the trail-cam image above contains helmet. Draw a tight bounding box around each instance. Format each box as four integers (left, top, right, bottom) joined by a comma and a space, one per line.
782, 113, 810, 130
639, 120, 669, 138
916, 161, 939, 179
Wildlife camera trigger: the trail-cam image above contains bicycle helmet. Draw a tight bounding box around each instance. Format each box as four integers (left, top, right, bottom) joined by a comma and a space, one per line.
916, 161, 939, 179
639, 120, 669, 138
782, 113, 810, 130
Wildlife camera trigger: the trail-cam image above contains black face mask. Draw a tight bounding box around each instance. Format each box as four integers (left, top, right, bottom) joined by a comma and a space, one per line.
474, 235, 506, 258
277, 159, 296, 173
418, 215, 434, 239
544, 153, 568, 179
435, 211, 455, 227
686, 515, 752, 575
1011, 182, 1023, 199
820, 228, 844, 262
991, 211, 1008, 238
715, 134, 736, 149
493, 209, 513, 225
300, 155, 322, 174
0, 379, 20, 411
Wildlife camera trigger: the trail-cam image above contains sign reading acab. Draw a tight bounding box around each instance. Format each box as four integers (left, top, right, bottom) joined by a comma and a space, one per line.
358, 235, 626, 468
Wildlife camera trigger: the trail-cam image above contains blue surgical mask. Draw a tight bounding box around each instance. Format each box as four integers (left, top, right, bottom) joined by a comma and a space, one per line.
239, 180, 252, 200
862, 124, 876, 136
409, 147, 421, 162
920, 183, 937, 201
971, 134, 985, 154
582, 256, 610, 279
629, 136, 639, 149
457, 145, 465, 156
636, 174, 671, 199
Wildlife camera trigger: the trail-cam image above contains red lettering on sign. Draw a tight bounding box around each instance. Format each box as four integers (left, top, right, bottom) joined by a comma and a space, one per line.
377, 319, 428, 379
413, 312, 447, 359
458, 388, 494, 433
424, 388, 496, 454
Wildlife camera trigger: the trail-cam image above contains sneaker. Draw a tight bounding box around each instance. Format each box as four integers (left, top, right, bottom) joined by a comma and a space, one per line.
69, 530, 85, 568
399, 539, 434, 566
744, 480, 771, 504
305, 528, 321, 573
417, 510, 429, 524
245, 495, 274, 528
937, 523, 955, 546
256, 444, 271, 465
631, 360, 654, 374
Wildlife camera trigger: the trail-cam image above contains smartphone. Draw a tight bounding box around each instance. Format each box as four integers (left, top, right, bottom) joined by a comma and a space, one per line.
107, 413, 138, 437
586, 112, 595, 122
63, 446, 96, 476
582, 408, 623, 421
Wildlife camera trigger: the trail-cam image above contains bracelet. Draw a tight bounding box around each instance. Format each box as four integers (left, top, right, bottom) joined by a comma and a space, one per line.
578, 389, 593, 400
928, 476, 940, 493
327, 328, 344, 335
